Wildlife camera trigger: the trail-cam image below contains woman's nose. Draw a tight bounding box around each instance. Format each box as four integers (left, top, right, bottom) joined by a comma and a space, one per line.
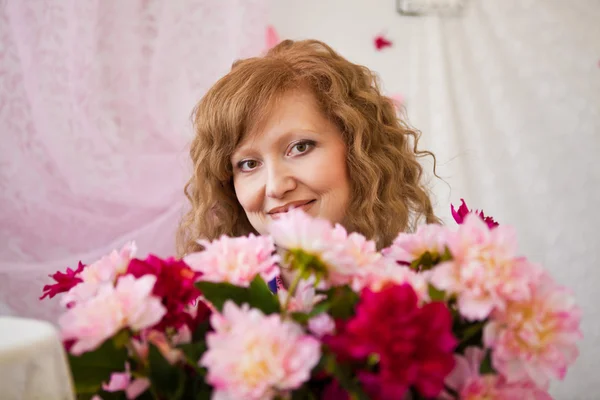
265, 163, 297, 199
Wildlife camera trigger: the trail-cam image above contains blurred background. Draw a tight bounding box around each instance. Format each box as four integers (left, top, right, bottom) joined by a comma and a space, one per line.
0, 0, 598, 397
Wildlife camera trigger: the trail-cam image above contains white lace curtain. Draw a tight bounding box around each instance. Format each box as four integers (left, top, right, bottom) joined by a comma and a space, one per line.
403, 1, 600, 397
0, 0, 267, 319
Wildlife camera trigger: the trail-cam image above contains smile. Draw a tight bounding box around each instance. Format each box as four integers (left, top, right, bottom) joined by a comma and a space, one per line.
268, 200, 316, 217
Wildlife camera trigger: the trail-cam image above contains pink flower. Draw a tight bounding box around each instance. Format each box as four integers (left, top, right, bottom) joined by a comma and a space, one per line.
444, 347, 551, 400
184, 234, 280, 287
353, 258, 430, 301
484, 272, 582, 390
61, 242, 137, 307
452, 199, 498, 229
382, 224, 448, 266
270, 210, 379, 286
40, 261, 85, 300
430, 214, 540, 320
200, 301, 321, 400
308, 313, 336, 338
59, 275, 166, 355
103, 363, 150, 399
277, 276, 326, 313
130, 330, 185, 365
324, 284, 457, 399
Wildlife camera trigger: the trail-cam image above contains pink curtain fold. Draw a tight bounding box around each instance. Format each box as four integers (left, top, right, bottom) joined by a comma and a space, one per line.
0, 0, 268, 320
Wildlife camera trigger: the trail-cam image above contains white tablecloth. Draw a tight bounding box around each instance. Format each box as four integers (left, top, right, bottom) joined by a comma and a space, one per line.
0, 317, 75, 400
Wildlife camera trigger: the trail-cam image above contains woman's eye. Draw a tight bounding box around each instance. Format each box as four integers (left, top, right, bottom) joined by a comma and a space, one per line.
238, 159, 260, 172
288, 141, 315, 156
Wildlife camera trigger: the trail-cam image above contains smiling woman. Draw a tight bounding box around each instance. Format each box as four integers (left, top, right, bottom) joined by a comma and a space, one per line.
231, 88, 350, 235
177, 39, 439, 257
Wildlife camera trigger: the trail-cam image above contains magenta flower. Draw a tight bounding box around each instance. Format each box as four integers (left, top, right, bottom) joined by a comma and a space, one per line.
452, 199, 499, 229
40, 261, 85, 300
324, 284, 457, 399
126, 255, 204, 332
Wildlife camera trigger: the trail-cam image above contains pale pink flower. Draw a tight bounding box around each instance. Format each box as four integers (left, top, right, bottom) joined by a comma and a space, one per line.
353, 258, 430, 301
443, 346, 551, 400
382, 224, 448, 265
131, 330, 185, 365
484, 272, 582, 390
430, 214, 540, 320
270, 210, 379, 286
201, 301, 321, 400
277, 275, 326, 313
103, 363, 151, 399
336, 226, 382, 284
59, 275, 166, 355
308, 313, 336, 338
184, 234, 280, 287
61, 242, 137, 307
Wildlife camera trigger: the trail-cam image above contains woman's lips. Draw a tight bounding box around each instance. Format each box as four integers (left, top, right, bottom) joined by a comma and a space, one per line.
268, 200, 316, 219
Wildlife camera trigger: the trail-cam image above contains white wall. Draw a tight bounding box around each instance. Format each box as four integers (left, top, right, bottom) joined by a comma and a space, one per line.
269, 1, 600, 398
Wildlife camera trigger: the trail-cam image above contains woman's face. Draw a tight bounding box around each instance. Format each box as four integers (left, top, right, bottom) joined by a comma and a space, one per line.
231, 89, 351, 236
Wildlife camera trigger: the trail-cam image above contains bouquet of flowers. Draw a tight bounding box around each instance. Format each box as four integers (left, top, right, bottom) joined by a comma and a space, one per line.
41, 200, 582, 400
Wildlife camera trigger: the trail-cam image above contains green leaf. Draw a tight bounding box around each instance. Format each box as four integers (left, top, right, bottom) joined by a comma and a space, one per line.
112, 329, 130, 349
309, 301, 331, 317
479, 349, 495, 374
440, 246, 453, 262
191, 319, 211, 343
68, 338, 128, 395
287, 249, 329, 282
91, 390, 128, 400
248, 275, 281, 314
196, 276, 280, 314
460, 322, 485, 345
322, 353, 369, 400
428, 284, 446, 301
148, 343, 187, 400
323, 286, 359, 320
178, 340, 207, 372
291, 386, 318, 400
290, 311, 311, 324
179, 374, 212, 400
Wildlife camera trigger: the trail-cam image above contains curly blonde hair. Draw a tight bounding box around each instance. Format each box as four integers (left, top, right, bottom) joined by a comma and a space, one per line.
177, 39, 439, 256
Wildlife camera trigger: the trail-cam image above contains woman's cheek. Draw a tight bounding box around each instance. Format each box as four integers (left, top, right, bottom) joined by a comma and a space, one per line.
235, 174, 265, 213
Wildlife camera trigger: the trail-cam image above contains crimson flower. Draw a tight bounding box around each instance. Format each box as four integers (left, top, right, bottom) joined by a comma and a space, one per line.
451, 198, 499, 229
374, 35, 393, 50
126, 255, 204, 332
324, 284, 457, 399
40, 261, 86, 300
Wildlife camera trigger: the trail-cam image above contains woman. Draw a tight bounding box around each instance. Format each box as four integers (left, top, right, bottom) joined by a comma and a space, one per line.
177, 40, 439, 285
